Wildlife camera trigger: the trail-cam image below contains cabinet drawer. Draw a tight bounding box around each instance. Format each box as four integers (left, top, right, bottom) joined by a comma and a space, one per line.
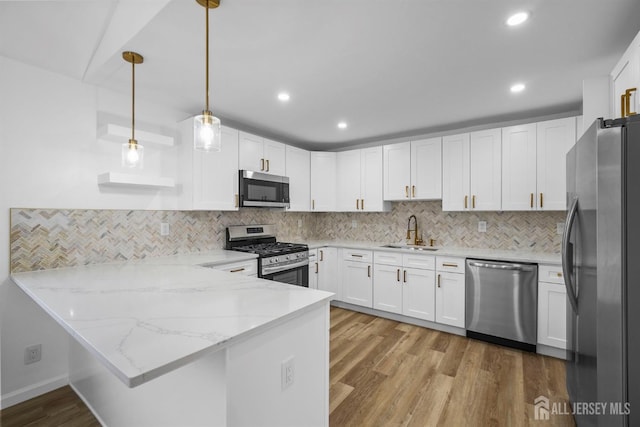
374, 251, 403, 266
343, 249, 373, 263
539, 264, 565, 285
212, 259, 258, 276
436, 257, 465, 274
402, 254, 435, 270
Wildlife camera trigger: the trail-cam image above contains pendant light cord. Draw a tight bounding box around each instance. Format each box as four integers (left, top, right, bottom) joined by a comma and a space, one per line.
205, 3, 210, 112
131, 60, 136, 142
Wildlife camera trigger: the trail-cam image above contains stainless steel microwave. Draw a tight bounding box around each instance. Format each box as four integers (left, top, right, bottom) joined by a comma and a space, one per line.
238, 170, 290, 208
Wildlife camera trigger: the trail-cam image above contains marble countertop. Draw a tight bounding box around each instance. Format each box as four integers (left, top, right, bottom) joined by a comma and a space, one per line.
11, 250, 332, 388
304, 240, 561, 265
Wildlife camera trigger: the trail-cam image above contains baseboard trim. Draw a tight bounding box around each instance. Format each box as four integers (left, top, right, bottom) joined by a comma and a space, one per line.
330, 301, 466, 336
1, 374, 68, 409
536, 343, 568, 360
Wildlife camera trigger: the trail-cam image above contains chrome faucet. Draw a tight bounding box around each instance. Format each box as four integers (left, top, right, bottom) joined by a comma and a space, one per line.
407, 215, 422, 245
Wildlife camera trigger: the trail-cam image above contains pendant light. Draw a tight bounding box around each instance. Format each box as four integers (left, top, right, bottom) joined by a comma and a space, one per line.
194, 0, 222, 152
121, 51, 145, 168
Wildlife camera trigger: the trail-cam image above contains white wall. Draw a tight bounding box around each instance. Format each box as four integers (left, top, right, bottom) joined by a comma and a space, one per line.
0, 56, 189, 407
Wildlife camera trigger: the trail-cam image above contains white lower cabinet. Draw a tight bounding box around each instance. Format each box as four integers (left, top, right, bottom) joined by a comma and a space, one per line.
403, 268, 436, 321
341, 249, 373, 308
537, 264, 567, 349
373, 264, 403, 314
317, 247, 339, 299
308, 249, 318, 289
435, 257, 465, 328
373, 252, 435, 321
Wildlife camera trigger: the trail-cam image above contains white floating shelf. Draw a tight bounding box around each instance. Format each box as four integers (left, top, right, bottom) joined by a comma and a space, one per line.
97, 123, 175, 147
97, 172, 176, 189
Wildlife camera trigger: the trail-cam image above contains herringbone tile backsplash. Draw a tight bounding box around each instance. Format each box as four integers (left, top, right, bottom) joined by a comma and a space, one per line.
10, 202, 563, 273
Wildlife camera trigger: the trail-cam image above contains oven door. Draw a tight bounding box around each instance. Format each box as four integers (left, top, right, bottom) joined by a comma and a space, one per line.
262, 264, 309, 288
239, 170, 290, 208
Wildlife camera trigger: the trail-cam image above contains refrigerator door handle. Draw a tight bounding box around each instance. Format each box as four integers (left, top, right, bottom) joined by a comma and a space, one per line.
562, 196, 579, 313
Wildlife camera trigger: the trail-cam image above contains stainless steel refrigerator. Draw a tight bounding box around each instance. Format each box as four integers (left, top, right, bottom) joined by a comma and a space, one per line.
564, 115, 640, 426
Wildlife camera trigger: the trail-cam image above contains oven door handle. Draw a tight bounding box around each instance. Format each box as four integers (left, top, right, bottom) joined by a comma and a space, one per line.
261, 259, 309, 276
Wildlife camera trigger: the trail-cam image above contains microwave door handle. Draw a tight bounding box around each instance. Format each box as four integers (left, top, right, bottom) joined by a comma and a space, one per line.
562, 196, 579, 313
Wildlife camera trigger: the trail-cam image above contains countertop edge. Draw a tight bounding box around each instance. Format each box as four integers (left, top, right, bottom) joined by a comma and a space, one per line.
305, 241, 561, 265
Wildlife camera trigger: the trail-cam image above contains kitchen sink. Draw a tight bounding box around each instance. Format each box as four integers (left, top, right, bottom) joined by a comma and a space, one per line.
380, 244, 438, 251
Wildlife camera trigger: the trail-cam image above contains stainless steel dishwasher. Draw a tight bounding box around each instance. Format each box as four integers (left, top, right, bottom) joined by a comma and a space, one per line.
465, 259, 538, 351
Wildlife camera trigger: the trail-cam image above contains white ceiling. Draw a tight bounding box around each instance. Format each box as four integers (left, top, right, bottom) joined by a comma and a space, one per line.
2, 0, 640, 150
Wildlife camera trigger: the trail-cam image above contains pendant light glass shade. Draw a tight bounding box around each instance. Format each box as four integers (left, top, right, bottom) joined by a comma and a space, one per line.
121, 51, 144, 168
194, 111, 221, 151
122, 139, 144, 168
194, 0, 222, 152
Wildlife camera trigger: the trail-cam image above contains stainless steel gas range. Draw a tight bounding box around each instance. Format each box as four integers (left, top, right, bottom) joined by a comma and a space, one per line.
225, 224, 309, 287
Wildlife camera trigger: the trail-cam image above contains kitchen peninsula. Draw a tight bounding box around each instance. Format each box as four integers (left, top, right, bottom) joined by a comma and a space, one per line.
10, 252, 333, 427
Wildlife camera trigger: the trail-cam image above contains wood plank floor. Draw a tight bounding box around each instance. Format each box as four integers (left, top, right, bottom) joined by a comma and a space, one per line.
0, 307, 575, 426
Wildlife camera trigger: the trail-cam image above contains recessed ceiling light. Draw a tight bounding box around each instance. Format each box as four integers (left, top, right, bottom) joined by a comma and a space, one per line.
506, 11, 529, 26
277, 92, 290, 102
337, 122, 348, 129
510, 83, 526, 93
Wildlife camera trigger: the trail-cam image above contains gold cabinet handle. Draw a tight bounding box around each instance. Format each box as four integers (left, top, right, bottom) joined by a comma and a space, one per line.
312, 199, 315, 210
356, 199, 359, 210
622, 93, 628, 118
266, 159, 270, 172
235, 194, 239, 208
556, 272, 563, 278
464, 195, 468, 209
626, 88, 637, 116
260, 158, 265, 171
351, 254, 363, 258
320, 250, 323, 261
368, 265, 371, 278
412, 185, 416, 198
530, 193, 534, 208
472, 195, 476, 209
437, 273, 441, 288
315, 262, 319, 274
442, 262, 458, 268
397, 268, 400, 282
403, 270, 407, 283
230, 267, 245, 273
540, 193, 544, 208
361, 199, 364, 210
405, 186, 409, 198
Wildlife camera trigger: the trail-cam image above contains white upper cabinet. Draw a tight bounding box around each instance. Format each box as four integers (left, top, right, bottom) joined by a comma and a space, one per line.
337, 147, 389, 212
238, 131, 285, 176
470, 128, 502, 211
383, 142, 411, 200
502, 117, 576, 211
361, 147, 389, 211
411, 138, 442, 200
442, 130, 500, 211
536, 117, 576, 211
383, 138, 442, 201
285, 145, 311, 212
442, 133, 470, 211
178, 120, 239, 210
310, 152, 337, 211
337, 149, 362, 211
611, 30, 640, 119
501, 123, 538, 211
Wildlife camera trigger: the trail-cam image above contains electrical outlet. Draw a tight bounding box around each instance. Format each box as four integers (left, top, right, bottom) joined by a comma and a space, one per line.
351, 220, 357, 229
557, 222, 564, 235
160, 222, 170, 236
478, 221, 487, 233
24, 344, 41, 365
281, 356, 295, 390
